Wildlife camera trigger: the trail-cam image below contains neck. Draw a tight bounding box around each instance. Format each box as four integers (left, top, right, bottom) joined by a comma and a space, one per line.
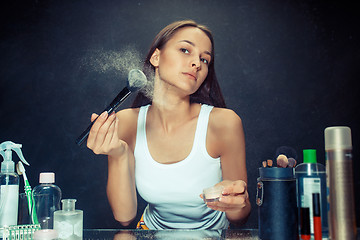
151, 74, 192, 115
148, 73, 200, 132
150, 101, 193, 131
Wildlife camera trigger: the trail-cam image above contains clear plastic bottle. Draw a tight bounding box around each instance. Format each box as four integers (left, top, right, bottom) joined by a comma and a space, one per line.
54, 199, 83, 240
295, 149, 328, 237
0, 170, 19, 229
0, 141, 29, 234
32, 172, 62, 229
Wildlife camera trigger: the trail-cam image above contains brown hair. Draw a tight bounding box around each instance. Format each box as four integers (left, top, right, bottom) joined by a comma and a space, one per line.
131, 20, 226, 108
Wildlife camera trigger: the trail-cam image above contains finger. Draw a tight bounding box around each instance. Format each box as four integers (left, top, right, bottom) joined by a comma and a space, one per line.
223, 180, 247, 195
206, 189, 249, 212
101, 113, 117, 149
206, 202, 230, 212
94, 112, 116, 151
91, 113, 99, 122
87, 111, 108, 148
220, 192, 248, 206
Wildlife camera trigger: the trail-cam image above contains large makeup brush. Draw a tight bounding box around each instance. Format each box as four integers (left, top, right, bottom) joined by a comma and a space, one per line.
76, 69, 147, 146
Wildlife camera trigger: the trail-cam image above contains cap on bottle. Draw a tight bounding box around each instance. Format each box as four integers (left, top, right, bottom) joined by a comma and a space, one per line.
39, 172, 55, 183
0, 141, 29, 173
324, 126, 352, 150
303, 149, 317, 164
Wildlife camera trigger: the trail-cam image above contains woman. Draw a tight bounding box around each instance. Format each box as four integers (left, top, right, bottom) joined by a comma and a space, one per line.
87, 20, 251, 229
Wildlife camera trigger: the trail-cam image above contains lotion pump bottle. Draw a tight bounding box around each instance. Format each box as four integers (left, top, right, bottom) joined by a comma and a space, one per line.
54, 199, 83, 240
0, 141, 29, 232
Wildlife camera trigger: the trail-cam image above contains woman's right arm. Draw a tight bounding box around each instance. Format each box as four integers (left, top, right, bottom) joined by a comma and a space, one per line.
86, 110, 138, 226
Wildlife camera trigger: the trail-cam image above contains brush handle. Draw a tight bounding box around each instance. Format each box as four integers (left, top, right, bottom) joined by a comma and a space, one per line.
24, 182, 32, 213
76, 87, 132, 146
24, 181, 39, 224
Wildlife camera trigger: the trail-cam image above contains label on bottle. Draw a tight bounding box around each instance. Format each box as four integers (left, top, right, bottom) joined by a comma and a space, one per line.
0, 185, 19, 227
301, 177, 321, 234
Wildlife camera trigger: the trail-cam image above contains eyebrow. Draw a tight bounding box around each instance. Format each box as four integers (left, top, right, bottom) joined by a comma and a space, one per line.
178, 40, 212, 57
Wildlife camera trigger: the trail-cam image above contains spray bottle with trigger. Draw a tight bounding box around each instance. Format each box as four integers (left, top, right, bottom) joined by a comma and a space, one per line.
0, 141, 30, 231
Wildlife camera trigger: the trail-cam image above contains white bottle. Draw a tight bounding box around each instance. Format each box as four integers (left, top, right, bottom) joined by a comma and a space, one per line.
0, 141, 29, 234
54, 199, 83, 240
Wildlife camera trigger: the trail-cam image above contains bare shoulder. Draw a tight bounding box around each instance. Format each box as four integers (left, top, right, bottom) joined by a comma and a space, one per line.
116, 108, 139, 123
209, 107, 243, 132
115, 108, 140, 150
207, 107, 245, 157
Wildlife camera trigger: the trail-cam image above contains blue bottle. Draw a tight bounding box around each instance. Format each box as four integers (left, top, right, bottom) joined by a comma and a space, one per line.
295, 149, 328, 237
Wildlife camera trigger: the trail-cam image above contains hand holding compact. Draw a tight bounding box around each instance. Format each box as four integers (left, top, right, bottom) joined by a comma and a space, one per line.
204, 180, 249, 212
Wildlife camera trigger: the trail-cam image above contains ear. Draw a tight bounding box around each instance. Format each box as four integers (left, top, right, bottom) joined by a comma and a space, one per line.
149, 48, 160, 67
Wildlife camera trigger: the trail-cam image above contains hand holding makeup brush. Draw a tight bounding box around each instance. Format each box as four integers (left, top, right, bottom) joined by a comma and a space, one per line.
87, 111, 128, 158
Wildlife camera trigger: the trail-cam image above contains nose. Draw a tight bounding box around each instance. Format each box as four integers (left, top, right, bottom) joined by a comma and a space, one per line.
191, 58, 201, 70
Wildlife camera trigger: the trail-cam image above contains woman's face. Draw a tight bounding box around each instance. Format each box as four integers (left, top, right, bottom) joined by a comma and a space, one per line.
150, 27, 212, 97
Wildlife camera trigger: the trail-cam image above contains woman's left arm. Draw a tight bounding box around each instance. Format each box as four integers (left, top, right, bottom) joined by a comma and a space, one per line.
206, 108, 251, 226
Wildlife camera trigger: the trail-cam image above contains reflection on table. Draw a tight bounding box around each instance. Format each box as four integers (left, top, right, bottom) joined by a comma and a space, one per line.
84, 229, 259, 240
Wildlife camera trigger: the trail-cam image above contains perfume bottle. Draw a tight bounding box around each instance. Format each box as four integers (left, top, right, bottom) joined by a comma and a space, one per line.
53, 199, 83, 240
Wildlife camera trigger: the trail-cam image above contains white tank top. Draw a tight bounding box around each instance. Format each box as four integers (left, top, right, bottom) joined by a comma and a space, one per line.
134, 104, 229, 229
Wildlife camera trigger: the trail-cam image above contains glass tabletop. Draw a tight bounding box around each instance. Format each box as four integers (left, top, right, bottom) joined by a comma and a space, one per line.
84, 229, 259, 240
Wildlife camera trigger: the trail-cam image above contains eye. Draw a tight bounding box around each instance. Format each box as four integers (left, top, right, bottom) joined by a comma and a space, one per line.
180, 48, 190, 54
201, 58, 209, 65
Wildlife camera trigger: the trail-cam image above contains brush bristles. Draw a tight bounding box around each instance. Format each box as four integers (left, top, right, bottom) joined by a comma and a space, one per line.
288, 158, 297, 167
127, 69, 147, 91
277, 154, 289, 168
262, 161, 267, 168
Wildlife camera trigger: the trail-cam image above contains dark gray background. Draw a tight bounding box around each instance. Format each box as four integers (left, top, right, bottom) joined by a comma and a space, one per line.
1, 0, 359, 229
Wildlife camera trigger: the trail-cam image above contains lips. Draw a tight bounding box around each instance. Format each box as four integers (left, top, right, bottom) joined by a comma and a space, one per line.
183, 72, 197, 80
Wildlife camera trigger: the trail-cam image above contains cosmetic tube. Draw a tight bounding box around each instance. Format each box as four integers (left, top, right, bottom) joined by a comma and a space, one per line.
325, 126, 357, 240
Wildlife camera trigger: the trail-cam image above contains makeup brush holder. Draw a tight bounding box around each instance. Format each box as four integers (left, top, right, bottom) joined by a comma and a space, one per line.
256, 167, 298, 240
